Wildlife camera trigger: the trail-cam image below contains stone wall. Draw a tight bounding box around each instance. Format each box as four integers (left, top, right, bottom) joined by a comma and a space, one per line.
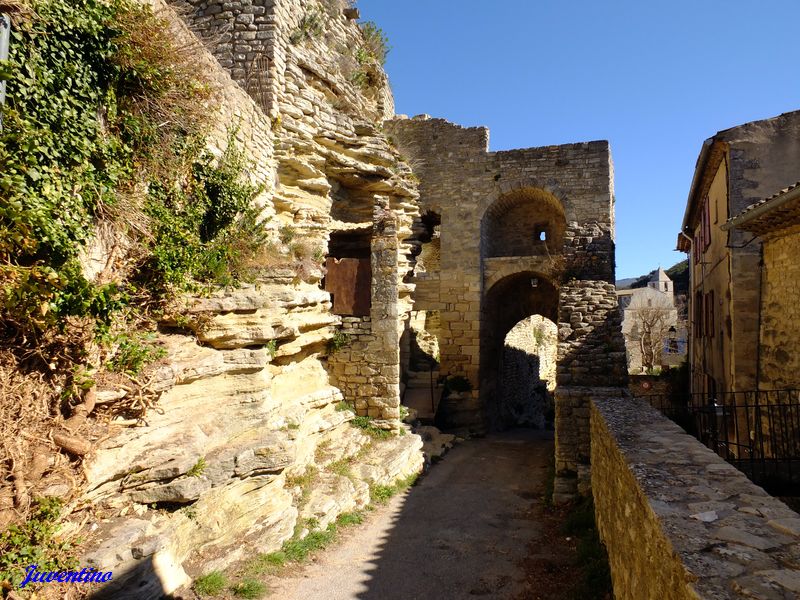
592, 397, 800, 600
177, 0, 419, 421
385, 116, 624, 385
760, 228, 800, 389
328, 199, 403, 421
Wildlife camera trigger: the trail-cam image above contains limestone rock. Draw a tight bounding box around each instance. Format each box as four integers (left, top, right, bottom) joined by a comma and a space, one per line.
416, 425, 456, 461
300, 473, 370, 530
351, 433, 424, 485
129, 477, 211, 505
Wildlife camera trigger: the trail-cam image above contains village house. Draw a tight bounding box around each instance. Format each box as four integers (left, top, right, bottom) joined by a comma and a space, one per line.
724, 182, 800, 390
678, 109, 800, 397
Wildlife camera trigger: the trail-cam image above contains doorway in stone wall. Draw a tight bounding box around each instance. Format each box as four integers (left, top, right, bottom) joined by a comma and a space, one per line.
479, 271, 559, 431
498, 316, 557, 430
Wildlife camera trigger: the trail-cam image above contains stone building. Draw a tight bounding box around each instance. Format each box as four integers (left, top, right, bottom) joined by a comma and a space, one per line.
678, 109, 800, 397
616, 268, 684, 373
725, 182, 800, 390
387, 117, 628, 497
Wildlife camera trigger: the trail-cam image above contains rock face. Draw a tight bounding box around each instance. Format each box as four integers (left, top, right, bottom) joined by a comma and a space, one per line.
77, 2, 425, 597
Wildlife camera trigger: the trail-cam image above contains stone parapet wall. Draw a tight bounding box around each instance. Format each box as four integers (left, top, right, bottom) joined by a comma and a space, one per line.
553, 386, 625, 501
591, 397, 800, 600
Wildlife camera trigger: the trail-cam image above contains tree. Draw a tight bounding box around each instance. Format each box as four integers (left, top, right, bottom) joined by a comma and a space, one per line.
627, 292, 676, 372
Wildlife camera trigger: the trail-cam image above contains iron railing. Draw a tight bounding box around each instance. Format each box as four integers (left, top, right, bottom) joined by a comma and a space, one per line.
636, 390, 800, 495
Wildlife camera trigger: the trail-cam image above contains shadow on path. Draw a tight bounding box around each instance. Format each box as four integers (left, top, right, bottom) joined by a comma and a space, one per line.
356, 429, 553, 599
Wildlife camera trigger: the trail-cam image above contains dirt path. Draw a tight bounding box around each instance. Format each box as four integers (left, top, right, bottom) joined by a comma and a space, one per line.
266, 429, 557, 600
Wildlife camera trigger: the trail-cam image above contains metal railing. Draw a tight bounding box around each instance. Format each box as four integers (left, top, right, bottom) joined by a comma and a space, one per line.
636, 390, 800, 495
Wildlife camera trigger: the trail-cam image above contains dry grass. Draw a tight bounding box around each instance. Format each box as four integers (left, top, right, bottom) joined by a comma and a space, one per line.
0, 347, 84, 531
112, 1, 215, 185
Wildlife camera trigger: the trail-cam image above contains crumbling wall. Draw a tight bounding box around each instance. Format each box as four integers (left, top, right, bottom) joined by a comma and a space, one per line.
386, 116, 627, 489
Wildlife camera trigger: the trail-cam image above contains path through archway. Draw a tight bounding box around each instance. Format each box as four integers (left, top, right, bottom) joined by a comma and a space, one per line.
480, 272, 559, 430
497, 316, 557, 430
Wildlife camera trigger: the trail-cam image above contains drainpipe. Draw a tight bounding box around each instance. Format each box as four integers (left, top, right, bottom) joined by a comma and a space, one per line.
678, 231, 694, 391
755, 241, 764, 391
0, 13, 10, 133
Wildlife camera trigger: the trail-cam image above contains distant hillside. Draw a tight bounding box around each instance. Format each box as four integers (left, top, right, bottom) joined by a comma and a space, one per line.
615, 277, 638, 289
619, 259, 689, 296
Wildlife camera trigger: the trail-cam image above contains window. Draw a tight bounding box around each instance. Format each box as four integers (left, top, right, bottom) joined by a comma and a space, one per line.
702, 199, 711, 252
705, 290, 715, 338
694, 291, 703, 338
693, 232, 701, 264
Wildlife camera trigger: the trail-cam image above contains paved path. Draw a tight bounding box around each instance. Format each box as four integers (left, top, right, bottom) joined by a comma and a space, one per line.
268, 429, 554, 600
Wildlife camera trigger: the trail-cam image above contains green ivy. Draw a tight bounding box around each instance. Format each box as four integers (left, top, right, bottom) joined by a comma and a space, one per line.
142, 137, 267, 290
0, 498, 78, 589
0, 0, 264, 338
0, 0, 210, 335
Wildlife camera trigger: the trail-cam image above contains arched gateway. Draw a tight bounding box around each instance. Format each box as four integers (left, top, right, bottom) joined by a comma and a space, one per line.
387, 116, 628, 501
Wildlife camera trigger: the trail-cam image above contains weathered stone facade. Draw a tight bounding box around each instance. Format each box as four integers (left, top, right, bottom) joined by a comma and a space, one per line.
759, 229, 800, 389
387, 116, 627, 495
592, 397, 800, 600
681, 110, 800, 396
726, 183, 800, 392
176, 0, 421, 422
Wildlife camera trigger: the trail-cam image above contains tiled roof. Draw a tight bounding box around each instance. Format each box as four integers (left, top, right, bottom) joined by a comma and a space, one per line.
725, 181, 800, 235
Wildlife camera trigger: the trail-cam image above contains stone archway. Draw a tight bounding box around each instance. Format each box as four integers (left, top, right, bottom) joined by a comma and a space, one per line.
497, 316, 558, 430
480, 271, 559, 430
388, 119, 627, 500
481, 187, 567, 258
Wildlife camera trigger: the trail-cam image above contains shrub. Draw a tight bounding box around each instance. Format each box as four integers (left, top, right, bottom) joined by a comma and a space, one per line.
359, 21, 390, 66
327, 330, 350, 353
107, 332, 166, 375
289, 9, 324, 44
351, 415, 391, 439
142, 134, 267, 291
187, 457, 206, 477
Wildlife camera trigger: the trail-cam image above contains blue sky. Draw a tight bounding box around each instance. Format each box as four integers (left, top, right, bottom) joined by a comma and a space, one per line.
358, 0, 800, 279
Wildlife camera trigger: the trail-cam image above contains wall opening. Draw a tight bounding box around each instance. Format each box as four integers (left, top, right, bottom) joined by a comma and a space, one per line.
480, 271, 559, 430
482, 188, 567, 258
498, 316, 558, 429
325, 229, 371, 316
